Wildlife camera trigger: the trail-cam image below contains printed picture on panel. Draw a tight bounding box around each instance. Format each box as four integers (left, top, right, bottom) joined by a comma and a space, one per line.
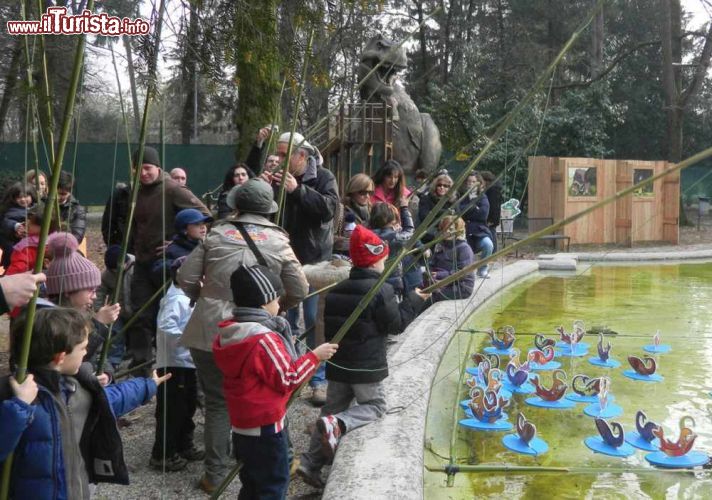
633, 169, 654, 197
568, 166, 597, 196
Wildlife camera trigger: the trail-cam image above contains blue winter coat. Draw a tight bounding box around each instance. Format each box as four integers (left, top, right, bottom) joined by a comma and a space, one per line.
429, 239, 475, 301
0, 363, 157, 499
459, 194, 491, 239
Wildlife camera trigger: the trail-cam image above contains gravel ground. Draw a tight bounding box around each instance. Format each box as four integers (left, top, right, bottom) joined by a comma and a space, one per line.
3, 209, 712, 499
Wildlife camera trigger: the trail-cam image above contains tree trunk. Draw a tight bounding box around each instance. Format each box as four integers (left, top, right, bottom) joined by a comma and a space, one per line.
180, 2, 201, 144
417, 0, 429, 98
0, 38, 22, 139
590, 0, 604, 78
234, 0, 281, 158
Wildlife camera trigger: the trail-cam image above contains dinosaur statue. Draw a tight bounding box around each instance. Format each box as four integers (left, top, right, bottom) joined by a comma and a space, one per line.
358, 34, 442, 175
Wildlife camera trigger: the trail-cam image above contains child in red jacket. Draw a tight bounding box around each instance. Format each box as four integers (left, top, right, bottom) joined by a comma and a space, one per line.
213, 264, 337, 499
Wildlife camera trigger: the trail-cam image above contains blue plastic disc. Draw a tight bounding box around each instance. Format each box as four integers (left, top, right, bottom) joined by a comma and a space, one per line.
583, 402, 624, 419
645, 450, 710, 469
584, 436, 635, 457
483, 346, 515, 356
525, 396, 576, 409
558, 345, 589, 358
555, 341, 590, 349
625, 432, 660, 452
643, 344, 671, 354
530, 360, 562, 371
502, 434, 549, 456
459, 418, 513, 432
588, 357, 621, 368
502, 381, 536, 394
465, 367, 479, 376
464, 408, 509, 421
622, 370, 663, 383
566, 393, 616, 404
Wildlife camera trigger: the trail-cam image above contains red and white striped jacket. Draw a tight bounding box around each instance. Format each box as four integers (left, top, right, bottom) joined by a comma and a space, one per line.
213, 319, 318, 429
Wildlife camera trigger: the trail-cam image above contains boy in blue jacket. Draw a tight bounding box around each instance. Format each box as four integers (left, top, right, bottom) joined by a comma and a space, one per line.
0, 307, 170, 500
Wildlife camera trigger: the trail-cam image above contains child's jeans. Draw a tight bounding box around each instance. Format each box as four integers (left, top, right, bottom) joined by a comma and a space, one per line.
233, 429, 289, 500
300, 380, 386, 472
152, 367, 198, 459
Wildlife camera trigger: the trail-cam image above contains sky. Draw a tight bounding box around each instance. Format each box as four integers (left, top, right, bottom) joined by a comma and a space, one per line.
83, 0, 712, 102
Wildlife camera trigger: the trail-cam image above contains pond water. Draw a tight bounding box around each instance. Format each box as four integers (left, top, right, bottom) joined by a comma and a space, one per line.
424, 262, 712, 499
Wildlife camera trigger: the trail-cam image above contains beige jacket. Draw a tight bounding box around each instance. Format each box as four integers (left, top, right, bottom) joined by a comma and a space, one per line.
177, 213, 308, 352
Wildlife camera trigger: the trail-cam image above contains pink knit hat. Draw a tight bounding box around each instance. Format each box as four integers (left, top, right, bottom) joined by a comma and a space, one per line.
46, 232, 101, 296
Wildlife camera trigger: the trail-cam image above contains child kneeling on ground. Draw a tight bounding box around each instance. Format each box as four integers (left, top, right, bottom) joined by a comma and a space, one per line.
0, 307, 170, 499
213, 264, 337, 499
297, 225, 430, 489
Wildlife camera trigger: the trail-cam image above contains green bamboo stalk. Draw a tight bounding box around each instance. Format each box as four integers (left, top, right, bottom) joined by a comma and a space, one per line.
423, 143, 712, 294
327, 0, 604, 350
447, 333, 475, 486
259, 77, 287, 171
96, 0, 166, 375
0, 2, 94, 497
212, 5, 597, 497
425, 463, 706, 475
275, 29, 314, 227
109, 42, 135, 180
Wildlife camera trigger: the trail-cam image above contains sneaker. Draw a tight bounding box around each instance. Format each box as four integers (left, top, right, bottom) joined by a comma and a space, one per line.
310, 385, 327, 406
197, 474, 217, 494
477, 269, 490, 279
296, 463, 325, 489
316, 415, 342, 463
179, 446, 205, 461
149, 453, 188, 472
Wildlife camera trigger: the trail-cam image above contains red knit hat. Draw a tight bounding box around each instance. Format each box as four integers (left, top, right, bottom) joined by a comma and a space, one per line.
349, 225, 389, 268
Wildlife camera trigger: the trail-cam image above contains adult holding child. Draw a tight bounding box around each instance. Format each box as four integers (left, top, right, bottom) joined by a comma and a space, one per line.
178, 178, 308, 493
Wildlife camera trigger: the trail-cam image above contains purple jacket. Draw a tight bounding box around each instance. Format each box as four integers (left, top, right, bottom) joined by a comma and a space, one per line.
429, 239, 475, 301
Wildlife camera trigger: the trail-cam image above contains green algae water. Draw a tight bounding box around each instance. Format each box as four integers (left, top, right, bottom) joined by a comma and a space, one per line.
424, 262, 712, 499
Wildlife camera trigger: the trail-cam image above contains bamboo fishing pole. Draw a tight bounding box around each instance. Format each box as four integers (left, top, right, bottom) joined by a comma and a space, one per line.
275, 29, 314, 227
212, 4, 601, 497
325, 0, 605, 350
0, 1, 94, 497
447, 334, 475, 486
425, 463, 709, 475
96, 0, 167, 375
422, 142, 712, 295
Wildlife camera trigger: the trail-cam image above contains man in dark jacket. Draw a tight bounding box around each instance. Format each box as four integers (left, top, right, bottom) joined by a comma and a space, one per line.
101, 182, 132, 248
481, 171, 503, 252
57, 171, 88, 244
265, 131, 339, 405
128, 146, 210, 372
297, 225, 429, 488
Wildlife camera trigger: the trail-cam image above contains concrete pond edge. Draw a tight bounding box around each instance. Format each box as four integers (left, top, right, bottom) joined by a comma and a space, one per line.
322, 248, 712, 499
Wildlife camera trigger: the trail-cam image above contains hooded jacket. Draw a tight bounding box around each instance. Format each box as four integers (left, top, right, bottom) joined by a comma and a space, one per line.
58, 195, 87, 244
132, 172, 209, 264
324, 267, 425, 384
178, 214, 308, 352
429, 239, 475, 302
213, 307, 318, 428
0, 363, 157, 500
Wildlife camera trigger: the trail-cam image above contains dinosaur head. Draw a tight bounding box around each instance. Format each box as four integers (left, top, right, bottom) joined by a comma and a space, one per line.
358, 34, 407, 100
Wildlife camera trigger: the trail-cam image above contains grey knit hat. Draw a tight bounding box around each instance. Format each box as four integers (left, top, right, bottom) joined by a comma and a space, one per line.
226, 178, 278, 214
46, 232, 101, 295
